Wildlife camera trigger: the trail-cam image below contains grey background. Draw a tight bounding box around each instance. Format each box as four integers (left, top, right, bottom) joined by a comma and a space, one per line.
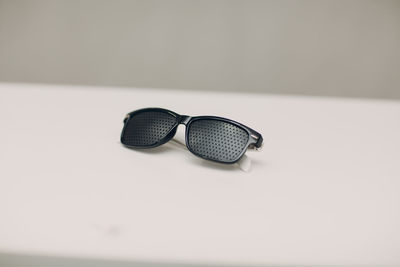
0, 0, 399, 99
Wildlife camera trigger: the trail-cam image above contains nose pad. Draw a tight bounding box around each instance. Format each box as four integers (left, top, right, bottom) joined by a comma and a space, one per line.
170, 125, 187, 149
164, 126, 178, 143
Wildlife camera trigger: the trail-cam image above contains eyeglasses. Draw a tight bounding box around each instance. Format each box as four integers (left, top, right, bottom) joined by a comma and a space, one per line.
120, 108, 263, 164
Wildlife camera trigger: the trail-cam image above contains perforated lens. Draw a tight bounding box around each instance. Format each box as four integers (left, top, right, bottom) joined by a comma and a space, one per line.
122, 110, 177, 147
187, 119, 249, 163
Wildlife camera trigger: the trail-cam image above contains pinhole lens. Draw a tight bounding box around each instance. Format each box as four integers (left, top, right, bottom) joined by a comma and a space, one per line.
122, 110, 177, 147
187, 119, 249, 163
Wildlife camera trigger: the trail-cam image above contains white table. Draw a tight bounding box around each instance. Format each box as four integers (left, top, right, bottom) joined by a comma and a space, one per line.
1, 83, 399, 267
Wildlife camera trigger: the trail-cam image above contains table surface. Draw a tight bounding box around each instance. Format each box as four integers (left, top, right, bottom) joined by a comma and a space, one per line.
0, 83, 399, 267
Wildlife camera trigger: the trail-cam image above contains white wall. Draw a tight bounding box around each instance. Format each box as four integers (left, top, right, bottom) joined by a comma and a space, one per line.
0, 0, 399, 98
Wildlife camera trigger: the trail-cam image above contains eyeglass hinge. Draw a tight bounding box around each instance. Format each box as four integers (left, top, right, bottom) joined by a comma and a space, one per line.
124, 114, 130, 123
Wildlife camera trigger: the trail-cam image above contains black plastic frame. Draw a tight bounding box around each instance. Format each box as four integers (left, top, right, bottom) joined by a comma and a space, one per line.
121, 107, 263, 164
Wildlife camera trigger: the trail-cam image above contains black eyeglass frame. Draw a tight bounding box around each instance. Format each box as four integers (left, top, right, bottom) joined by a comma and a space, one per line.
121, 107, 263, 164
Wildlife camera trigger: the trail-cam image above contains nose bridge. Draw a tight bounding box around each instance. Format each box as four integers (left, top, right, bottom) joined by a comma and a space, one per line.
179, 115, 191, 125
